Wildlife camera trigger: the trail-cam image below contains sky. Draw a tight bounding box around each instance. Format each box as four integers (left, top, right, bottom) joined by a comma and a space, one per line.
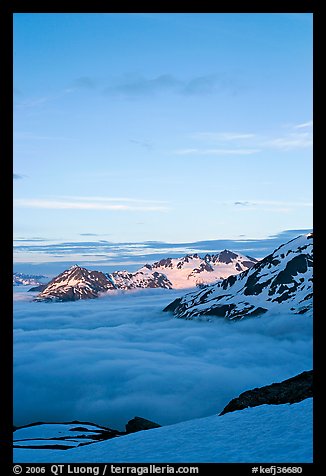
13, 13, 313, 266
14, 288, 312, 432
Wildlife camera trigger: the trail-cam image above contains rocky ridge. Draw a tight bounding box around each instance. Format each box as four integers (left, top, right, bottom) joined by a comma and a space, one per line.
219, 370, 313, 415
33, 250, 257, 302
164, 233, 313, 320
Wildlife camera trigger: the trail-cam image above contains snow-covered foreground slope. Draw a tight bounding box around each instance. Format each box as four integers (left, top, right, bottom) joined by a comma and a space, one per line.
14, 398, 312, 463
164, 234, 312, 321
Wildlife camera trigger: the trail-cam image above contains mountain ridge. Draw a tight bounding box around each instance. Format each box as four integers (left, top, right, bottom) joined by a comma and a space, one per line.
13, 272, 48, 287
33, 250, 257, 302
164, 233, 313, 320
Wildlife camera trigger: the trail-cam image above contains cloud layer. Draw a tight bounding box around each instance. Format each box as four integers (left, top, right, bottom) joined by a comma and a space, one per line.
14, 289, 312, 431
13, 229, 313, 277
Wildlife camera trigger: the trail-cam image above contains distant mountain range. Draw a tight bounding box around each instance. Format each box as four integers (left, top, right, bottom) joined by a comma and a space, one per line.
139, 250, 258, 288
13, 272, 48, 287
32, 250, 258, 302
26, 233, 313, 316
164, 233, 313, 320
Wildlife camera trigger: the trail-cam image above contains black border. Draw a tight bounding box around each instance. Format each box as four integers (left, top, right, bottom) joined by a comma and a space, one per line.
0, 0, 14, 469
2, 1, 319, 474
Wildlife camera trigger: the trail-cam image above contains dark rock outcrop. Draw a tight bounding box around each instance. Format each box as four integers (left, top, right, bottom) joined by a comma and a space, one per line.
28, 284, 48, 292
125, 416, 161, 434
219, 370, 313, 416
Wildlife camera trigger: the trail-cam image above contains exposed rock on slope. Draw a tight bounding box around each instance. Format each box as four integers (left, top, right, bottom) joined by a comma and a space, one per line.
219, 370, 313, 415
14, 421, 122, 450
34, 265, 114, 302
125, 416, 161, 434
13, 416, 162, 451
34, 265, 173, 302
34, 249, 258, 302
139, 251, 257, 289
109, 270, 172, 290
164, 234, 313, 320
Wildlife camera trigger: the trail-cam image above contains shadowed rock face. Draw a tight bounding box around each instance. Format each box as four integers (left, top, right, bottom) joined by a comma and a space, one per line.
28, 284, 48, 293
34, 265, 115, 302
216, 250, 238, 264
219, 370, 312, 416
125, 416, 161, 434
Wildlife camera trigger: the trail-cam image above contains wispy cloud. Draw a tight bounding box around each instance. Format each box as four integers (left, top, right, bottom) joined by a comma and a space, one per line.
234, 200, 312, 207
79, 233, 100, 237
293, 121, 313, 129
234, 201, 252, 206
60, 196, 168, 204
14, 197, 169, 212
14, 237, 49, 242
105, 73, 238, 97
174, 148, 260, 156
107, 74, 180, 96
182, 73, 235, 95
129, 139, 153, 151
14, 96, 53, 109
263, 132, 312, 150
181, 122, 313, 155
13, 229, 313, 266
193, 132, 255, 141
232, 200, 312, 213
14, 89, 74, 110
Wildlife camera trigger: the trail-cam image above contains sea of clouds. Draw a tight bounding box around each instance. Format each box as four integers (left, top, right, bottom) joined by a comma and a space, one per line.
14, 287, 312, 431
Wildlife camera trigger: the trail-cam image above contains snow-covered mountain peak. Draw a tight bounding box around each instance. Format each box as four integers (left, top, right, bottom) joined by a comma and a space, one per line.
214, 249, 238, 263
13, 272, 48, 287
33, 246, 260, 301
164, 233, 313, 320
68, 264, 83, 271
139, 251, 257, 289
33, 247, 261, 301
34, 265, 115, 302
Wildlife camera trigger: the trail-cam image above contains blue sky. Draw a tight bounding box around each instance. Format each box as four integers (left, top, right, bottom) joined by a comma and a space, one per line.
13, 13, 313, 267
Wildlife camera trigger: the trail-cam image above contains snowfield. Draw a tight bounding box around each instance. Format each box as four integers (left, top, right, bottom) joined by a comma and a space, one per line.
14, 398, 312, 463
